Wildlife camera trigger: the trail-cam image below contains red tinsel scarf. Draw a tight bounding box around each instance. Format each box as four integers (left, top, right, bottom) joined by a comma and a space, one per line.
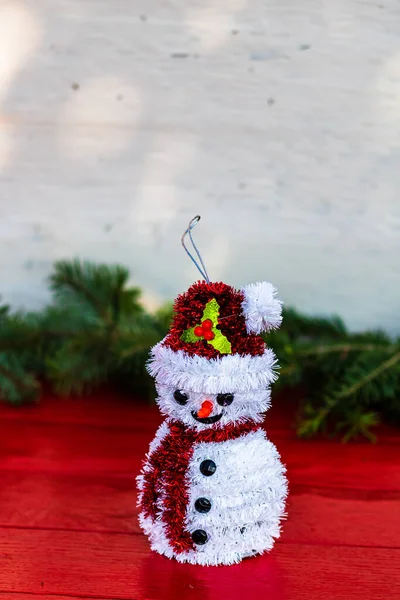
139, 419, 260, 553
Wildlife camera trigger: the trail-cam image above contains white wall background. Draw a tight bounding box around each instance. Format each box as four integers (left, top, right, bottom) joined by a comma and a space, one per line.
0, 0, 399, 332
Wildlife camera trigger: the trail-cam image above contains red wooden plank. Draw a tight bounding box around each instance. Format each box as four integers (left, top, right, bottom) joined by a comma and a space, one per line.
282, 493, 400, 547
0, 387, 159, 429
1, 394, 399, 600
0, 595, 119, 600
0, 421, 144, 477
0, 472, 140, 534
281, 440, 400, 492
1, 419, 400, 492
1, 528, 399, 600
1, 472, 399, 548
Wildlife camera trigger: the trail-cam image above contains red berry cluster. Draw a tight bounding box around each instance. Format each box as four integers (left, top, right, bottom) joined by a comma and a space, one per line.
193, 319, 215, 341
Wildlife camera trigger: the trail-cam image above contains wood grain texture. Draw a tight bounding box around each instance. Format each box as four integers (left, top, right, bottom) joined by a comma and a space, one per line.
0, 390, 399, 599
0, 596, 117, 600
1, 472, 400, 547
0, 1, 400, 332
1, 529, 400, 600
2, 417, 400, 491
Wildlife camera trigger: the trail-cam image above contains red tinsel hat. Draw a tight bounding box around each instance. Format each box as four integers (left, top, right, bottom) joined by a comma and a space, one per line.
163, 280, 266, 358
147, 216, 283, 394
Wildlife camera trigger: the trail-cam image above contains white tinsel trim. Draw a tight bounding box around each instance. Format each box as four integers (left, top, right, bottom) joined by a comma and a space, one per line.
137, 428, 288, 566
147, 345, 279, 394
241, 282, 283, 334
136, 421, 170, 507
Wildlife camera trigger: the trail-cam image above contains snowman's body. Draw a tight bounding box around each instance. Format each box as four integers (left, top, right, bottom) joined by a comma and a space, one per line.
137, 279, 288, 566
138, 421, 287, 566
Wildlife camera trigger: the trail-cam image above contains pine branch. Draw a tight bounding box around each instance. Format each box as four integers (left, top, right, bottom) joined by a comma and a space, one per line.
331, 351, 400, 401
297, 343, 396, 357
0, 358, 40, 403
0, 304, 42, 403
0, 363, 36, 395
282, 307, 347, 340
49, 260, 140, 327
50, 260, 108, 319
42, 260, 158, 396
337, 410, 380, 443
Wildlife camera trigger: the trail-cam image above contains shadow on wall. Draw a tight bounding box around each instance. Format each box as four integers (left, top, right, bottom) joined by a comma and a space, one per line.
1, 1, 400, 333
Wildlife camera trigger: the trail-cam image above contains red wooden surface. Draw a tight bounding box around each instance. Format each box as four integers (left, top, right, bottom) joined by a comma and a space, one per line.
1, 390, 399, 600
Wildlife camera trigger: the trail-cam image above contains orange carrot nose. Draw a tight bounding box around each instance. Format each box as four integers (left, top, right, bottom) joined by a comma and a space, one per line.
197, 400, 213, 419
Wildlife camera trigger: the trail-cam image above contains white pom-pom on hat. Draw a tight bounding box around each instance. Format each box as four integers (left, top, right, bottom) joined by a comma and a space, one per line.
241, 282, 283, 334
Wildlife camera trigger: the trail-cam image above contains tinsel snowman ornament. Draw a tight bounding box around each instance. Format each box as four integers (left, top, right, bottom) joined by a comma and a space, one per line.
137, 217, 287, 566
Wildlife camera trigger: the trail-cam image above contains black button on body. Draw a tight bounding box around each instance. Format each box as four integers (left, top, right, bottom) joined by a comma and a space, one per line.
195, 497, 212, 513
191, 529, 208, 545
200, 459, 216, 476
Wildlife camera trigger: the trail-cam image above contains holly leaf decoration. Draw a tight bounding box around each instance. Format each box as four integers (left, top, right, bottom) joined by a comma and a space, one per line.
180, 327, 199, 343
202, 298, 220, 324
180, 298, 232, 354
208, 329, 232, 354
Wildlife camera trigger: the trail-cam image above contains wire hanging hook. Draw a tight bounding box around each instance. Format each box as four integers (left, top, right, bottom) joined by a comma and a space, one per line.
181, 215, 210, 283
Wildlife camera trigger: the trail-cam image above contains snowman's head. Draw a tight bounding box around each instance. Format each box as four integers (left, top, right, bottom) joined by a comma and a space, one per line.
148, 280, 282, 429
154, 380, 273, 430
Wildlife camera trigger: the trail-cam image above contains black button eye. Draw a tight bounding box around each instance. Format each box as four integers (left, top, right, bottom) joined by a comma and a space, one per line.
173, 389, 188, 405
216, 393, 234, 406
